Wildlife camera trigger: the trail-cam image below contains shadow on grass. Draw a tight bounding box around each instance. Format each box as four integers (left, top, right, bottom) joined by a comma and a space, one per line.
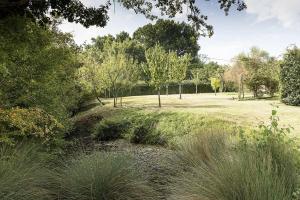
123, 103, 227, 109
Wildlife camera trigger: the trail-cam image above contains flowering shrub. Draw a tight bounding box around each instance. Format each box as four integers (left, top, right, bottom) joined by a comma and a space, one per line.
0, 107, 64, 145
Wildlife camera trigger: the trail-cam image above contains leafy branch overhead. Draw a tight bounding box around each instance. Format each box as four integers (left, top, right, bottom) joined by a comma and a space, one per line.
0, 0, 246, 36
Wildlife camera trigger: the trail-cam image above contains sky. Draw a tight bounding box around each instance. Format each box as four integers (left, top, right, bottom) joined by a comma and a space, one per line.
59, 0, 300, 65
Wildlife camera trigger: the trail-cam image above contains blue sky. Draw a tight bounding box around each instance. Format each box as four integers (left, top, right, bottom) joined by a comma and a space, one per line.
59, 0, 300, 64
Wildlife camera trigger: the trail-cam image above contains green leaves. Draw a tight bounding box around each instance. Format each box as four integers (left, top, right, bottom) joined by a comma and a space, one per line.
145, 44, 169, 90
280, 46, 300, 106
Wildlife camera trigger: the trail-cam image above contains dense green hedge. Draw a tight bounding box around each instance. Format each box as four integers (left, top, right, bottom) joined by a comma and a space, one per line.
280, 47, 300, 106
115, 81, 236, 97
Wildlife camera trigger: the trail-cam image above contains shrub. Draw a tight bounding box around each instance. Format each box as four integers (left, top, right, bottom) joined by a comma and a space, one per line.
128, 116, 166, 145
52, 151, 156, 200
280, 46, 300, 106
0, 143, 51, 200
0, 107, 64, 146
69, 113, 103, 138
169, 110, 300, 200
93, 118, 130, 141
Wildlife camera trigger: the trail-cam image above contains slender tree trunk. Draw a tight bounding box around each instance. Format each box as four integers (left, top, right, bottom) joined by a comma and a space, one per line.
195, 84, 198, 94
113, 87, 117, 107
166, 84, 169, 95
96, 96, 103, 105
179, 83, 182, 99
120, 91, 123, 107
214, 89, 217, 96
158, 88, 161, 107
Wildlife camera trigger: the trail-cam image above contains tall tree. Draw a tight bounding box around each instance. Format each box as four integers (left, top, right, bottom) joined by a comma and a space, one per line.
238, 47, 279, 98
0, 16, 81, 122
134, 19, 200, 57
145, 45, 169, 107
77, 47, 109, 104
169, 53, 191, 99
280, 46, 300, 106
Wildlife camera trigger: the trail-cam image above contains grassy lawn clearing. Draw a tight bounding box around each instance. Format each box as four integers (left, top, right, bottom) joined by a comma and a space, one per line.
82, 93, 300, 135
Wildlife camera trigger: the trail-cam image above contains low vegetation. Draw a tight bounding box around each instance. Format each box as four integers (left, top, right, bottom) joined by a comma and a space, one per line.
169, 110, 300, 200
92, 109, 239, 146
52, 152, 156, 200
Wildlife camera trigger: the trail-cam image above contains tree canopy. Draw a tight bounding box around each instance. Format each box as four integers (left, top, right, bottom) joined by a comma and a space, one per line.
1, 0, 246, 34
134, 19, 200, 57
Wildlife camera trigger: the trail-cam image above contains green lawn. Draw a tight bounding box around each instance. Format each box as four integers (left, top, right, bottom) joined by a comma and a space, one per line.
91, 93, 300, 135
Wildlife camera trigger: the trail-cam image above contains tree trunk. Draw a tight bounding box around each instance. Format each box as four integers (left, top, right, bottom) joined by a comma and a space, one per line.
158, 88, 161, 107
113, 87, 117, 107
96, 96, 103, 105
166, 84, 169, 95
195, 84, 198, 94
113, 97, 116, 107
179, 83, 182, 99
214, 89, 217, 96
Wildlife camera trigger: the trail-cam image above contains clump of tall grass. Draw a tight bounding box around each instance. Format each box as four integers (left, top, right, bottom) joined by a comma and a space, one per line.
52, 151, 157, 200
0, 143, 50, 200
169, 110, 300, 200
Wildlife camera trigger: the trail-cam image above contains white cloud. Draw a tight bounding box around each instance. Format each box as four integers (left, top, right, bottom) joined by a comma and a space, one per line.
244, 0, 300, 28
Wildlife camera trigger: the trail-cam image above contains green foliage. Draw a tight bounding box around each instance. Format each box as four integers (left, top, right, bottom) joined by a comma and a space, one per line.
145, 44, 169, 90
93, 118, 130, 141
169, 53, 191, 83
126, 114, 167, 145
210, 77, 221, 94
134, 19, 200, 57
91, 109, 237, 146
280, 46, 300, 106
0, 16, 82, 122
52, 151, 156, 200
0, 107, 64, 146
239, 47, 280, 98
1, 0, 246, 35
0, 143, 51, 200
69, 113, 103, 138
169, 110, 300, 200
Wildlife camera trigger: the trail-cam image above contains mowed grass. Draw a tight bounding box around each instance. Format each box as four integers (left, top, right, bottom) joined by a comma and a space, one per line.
85, 93, 300, 135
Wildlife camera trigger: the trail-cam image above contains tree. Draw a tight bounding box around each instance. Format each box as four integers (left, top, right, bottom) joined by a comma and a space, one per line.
238, 47, 279, 98
211, 77, 221, 95
169, 53, 191, 99
133, 19, 200, 57
0, 16, 82, 122
191, 69, 201, 94
217, 66, 226, 92
116, 31, 130, 42
1, 0, 246, 34
118, 58, 140, 106
77, 47, 109, 105
280, 46, 300, 106
145, 45, 169, 107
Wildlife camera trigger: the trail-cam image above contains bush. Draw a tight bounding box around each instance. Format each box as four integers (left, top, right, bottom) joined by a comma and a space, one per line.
128, 115, 166, 145
0, 107, 64, 146
169, 110, 300, 200
69, 113, 103, 138
280, 46, 300, 106
0, 143, 51, 200
93, 118, 130, 141
52, 151, 156, 200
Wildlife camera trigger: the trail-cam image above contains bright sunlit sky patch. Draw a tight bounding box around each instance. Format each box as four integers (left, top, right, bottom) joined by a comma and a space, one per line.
59, 0, 300, 64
